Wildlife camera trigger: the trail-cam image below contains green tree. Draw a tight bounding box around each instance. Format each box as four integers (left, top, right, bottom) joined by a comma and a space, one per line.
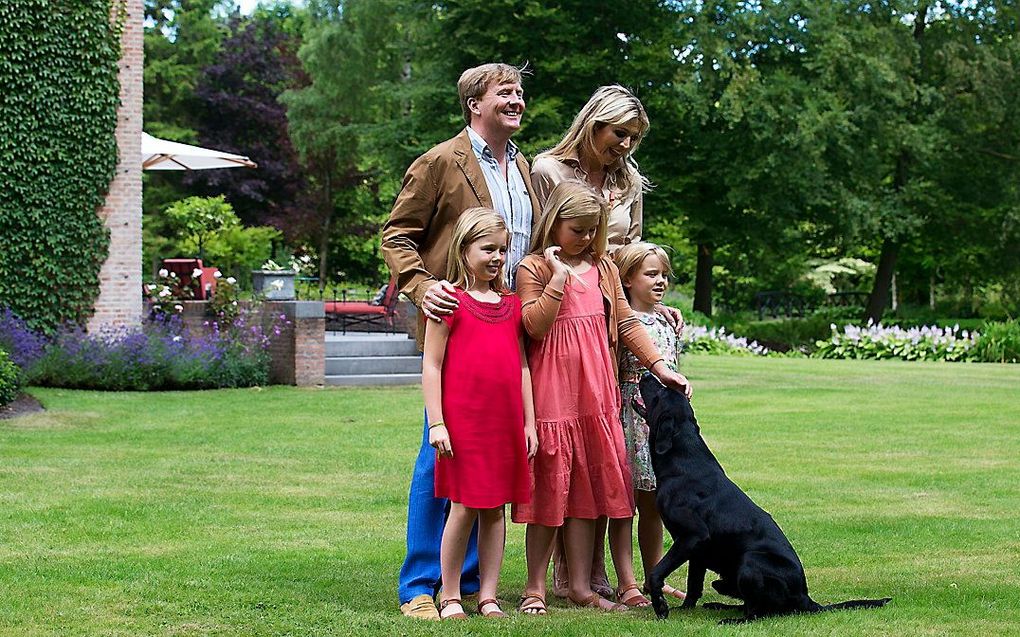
282, 0, 433, 284
144, 0, 231, 142
165, 195, 236, 258
655, 0, 846, 315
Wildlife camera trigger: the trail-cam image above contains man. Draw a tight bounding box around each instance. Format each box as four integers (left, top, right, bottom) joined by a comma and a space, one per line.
381, 63, 541, 620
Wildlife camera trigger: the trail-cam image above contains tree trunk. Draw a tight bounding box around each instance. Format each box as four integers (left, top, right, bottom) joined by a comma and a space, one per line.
317, 170, 333, 290
864, 240, 898, 323
693, 242, 714, 316
890, 272, 898, 312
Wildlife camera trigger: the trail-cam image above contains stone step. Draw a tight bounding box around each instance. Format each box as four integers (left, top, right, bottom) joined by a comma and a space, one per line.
325, 336, 418, 357
325, 373, 422, 386
325, 355, 422, 375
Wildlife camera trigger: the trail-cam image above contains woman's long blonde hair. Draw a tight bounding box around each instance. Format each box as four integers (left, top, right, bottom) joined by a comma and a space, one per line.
446, 207, 510, 293
613, 242, 674, 300
529, 180, 608, 258
539, 85, 650, 199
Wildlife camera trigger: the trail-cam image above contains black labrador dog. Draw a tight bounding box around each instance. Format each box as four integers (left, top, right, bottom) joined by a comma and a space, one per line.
636, 374, 891, 623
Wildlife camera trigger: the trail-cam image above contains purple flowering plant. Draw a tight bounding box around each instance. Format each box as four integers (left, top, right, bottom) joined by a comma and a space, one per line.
0, 307, 49, 368
0, 306, 284, 390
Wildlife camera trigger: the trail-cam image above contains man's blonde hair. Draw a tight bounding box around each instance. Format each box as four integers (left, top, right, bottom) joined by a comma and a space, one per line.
539, 85, 650, 199
446, 207, 510, 293
529, 180, 608, 258
457, 63, 526, 125
613, 242, 674, 289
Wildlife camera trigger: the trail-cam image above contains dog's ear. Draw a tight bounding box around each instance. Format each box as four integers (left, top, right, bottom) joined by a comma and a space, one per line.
654, 427, 673, 456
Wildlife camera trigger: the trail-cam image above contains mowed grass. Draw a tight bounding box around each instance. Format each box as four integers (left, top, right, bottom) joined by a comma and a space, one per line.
1, 356, 1019, 636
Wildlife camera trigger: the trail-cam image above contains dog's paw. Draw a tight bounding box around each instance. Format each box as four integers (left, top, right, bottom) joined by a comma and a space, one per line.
652, 595, 670, 620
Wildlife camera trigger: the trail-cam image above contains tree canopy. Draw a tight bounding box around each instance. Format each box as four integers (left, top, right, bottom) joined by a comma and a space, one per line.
139, 0, 1020, 319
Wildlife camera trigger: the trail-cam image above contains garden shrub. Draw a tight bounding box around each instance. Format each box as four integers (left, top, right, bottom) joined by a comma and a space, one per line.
0, 306, 282, 391
812, 323, 980, 362
0, 348, 20, 407
972, 319, 1020, 363
685, 326, 771, 357
729, 315, 842, 351
0, 307, 48, 369
28, 314, 274, 390
0, 1, 123, 332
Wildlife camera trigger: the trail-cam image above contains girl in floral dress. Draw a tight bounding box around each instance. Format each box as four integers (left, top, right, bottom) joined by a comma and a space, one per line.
614, 242, 688, 601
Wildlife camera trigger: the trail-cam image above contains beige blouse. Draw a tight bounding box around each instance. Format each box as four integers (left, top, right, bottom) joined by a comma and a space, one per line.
530, 155, 643, 249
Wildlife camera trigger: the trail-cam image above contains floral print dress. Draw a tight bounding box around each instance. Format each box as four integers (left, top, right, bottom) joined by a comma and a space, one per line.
618, 311, 681, 491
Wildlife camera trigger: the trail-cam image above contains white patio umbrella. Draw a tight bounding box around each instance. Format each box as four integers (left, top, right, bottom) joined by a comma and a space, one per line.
141, 132, 257, 170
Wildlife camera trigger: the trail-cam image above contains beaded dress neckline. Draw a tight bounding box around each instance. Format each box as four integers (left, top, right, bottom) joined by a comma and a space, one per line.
460, 290, 513, 323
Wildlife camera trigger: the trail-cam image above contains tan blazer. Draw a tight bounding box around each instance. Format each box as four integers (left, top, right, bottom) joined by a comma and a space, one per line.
381, 129, 542, 345
515, 253, 663, 379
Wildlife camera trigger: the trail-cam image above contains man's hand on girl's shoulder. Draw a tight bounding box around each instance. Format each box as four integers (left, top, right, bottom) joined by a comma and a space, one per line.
422, 280, 459, 322
655, 304, 685, 336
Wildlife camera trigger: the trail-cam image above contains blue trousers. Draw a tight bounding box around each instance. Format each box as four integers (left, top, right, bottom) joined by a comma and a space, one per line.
397, 411, 480, 604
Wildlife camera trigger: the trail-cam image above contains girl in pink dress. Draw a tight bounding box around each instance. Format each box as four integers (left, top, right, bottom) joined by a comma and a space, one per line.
512, 180, 692, 614
424, 208, 538, 620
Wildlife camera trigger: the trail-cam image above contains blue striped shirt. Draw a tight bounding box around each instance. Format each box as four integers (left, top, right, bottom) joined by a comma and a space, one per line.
466, 126, 533, 290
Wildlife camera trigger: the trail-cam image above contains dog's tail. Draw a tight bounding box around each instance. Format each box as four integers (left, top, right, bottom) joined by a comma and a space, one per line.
822, 598, 892, 612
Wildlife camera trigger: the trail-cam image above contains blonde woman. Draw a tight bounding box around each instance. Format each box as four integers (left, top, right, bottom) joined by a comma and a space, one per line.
531, 85, 650, 249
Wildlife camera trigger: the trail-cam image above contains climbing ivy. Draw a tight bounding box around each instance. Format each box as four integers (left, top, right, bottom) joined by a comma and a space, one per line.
0, 1, 123, 332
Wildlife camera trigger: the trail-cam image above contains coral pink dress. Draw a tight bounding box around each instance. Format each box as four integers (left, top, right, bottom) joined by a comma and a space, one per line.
512, 266, 634, 526
434, 290, 530, 509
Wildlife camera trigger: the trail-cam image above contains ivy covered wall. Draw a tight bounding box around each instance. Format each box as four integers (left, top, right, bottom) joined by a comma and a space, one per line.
0, 1, 123, 332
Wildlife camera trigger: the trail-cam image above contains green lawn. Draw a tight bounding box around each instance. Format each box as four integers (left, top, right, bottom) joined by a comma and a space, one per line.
2, 356, 1019, 636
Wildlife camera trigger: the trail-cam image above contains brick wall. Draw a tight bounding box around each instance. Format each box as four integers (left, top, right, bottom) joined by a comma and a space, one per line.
177, 300, 325, 387
89, 0, 144, 330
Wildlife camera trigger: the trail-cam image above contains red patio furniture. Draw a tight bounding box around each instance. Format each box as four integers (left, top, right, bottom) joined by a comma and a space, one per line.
161, 258, 219, 300
325, 277, 401, 333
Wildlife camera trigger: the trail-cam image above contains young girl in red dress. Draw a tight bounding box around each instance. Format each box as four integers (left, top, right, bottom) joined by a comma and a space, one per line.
424, 207, 538, 620
512, 180, 692, 615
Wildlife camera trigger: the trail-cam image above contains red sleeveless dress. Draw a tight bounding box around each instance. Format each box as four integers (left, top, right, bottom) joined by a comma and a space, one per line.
434, 290, 531, 509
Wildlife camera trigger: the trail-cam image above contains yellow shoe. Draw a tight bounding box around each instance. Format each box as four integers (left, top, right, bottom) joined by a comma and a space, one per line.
400, 594, 440, 620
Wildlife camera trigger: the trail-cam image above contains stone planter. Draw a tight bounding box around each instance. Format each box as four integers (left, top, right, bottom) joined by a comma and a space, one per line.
252, 269, 296, 300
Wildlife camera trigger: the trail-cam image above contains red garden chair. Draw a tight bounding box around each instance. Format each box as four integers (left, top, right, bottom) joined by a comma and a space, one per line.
324, 276, 401, 334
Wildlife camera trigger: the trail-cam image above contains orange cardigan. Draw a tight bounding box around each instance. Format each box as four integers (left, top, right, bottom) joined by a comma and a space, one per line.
515, 253, 663, 378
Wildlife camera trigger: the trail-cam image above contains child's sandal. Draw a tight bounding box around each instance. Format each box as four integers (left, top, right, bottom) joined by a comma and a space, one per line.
438, 598, 467, 620
518, 593, 547, 615
568, 592, 627, 612
477, 598, 506, 618
616, 583, 652, 608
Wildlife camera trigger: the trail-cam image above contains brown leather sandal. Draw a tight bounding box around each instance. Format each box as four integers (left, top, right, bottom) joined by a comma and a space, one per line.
616, 583, 652, 608
568, 592, 627, 612
477, 598, 506, 618
438, 598, 467, 620
518, 593, 547, 615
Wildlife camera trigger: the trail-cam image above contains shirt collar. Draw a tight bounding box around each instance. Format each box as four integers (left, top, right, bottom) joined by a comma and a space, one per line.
467, 126, 519, 162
